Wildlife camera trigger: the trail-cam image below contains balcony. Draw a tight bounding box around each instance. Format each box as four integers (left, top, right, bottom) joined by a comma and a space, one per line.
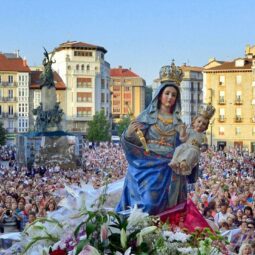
235, 116, 242, 122
6, 128, 17, 133
7, 113, 18, 118
0, 113, 17, 118
235, 98, 243, 105
5, 97, 17, 102
218, 98, 226, 105
0, 82, 18, 87
72, 69, 98, 76
218, 116, 226, 122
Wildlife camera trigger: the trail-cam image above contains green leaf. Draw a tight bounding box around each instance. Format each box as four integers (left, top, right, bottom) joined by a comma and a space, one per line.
75, 239, 89, 255
86, 222, 96, 237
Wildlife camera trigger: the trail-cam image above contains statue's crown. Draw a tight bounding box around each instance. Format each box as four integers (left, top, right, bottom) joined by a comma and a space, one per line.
159, 60, 184, 85
198, 104, 215, 120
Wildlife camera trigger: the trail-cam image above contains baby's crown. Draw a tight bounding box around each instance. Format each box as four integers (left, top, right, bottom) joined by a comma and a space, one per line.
198, 104, 215, 120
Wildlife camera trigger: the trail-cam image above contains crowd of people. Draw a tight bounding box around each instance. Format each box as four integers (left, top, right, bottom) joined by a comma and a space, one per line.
0, 142, 127, 249
191, 148, 255, 254
0, 143, 255, 254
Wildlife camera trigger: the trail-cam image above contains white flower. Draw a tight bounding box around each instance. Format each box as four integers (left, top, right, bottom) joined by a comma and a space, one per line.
78, 245, 101, 255
127, 204, 149, 229
163, 231, 190, 243
120, 228, 127, 249
136, 226, 157, 246
115, 247, 134, 255
177, 247, 198, 254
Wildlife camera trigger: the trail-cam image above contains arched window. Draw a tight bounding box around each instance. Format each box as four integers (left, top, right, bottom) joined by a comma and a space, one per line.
81, 64, 84, 71
76, 64, 79, 70
86, 65, 90, 71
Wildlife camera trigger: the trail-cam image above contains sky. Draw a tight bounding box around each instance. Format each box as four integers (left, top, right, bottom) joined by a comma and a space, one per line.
1, 0, 255, 85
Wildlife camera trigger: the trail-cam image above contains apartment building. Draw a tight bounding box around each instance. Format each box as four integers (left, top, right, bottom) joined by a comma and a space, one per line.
204, 45, 255, 151
110, 66, 146, 123
0, 52, 30, 141
51, 41, 111, 134
180, 65, 203, 125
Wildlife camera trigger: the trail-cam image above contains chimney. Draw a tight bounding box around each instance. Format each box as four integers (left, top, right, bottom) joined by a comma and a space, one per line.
118, 65, 122, 69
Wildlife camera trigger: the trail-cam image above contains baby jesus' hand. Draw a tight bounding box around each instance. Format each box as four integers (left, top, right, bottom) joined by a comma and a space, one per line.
179, 123, 188, 141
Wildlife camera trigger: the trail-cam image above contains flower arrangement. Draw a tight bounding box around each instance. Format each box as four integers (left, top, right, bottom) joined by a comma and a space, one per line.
4, 183, 228, 255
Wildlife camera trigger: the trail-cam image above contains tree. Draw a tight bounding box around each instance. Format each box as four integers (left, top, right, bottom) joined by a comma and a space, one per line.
87, 110, 111, 142
117, 115, 131, 137
145, 86, 153, 108
0, 122, 7, 146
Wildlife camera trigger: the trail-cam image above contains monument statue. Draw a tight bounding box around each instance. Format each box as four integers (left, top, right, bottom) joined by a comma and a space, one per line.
32, 48, 64, 132
17, 48, 82, 170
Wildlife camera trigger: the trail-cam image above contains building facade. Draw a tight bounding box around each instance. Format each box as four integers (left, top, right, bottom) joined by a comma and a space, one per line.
51, 41, 111, 133
204, 45, 255, 151
29, 68, 66, 130
0, 53, 30, 142
180, 65, 203, 125
110, 66, 146, 123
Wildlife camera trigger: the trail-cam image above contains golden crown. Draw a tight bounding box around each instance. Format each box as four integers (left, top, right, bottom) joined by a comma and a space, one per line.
159, 60, 184, 85
198, 104, 215, 120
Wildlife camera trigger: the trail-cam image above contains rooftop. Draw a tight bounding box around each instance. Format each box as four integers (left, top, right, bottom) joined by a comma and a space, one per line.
30, 71, 66, 90
0, 53, 30, 72
55, 41, 107, 54
110, 67, 140, 77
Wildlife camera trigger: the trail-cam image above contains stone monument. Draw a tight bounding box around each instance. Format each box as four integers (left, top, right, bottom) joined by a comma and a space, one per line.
16, 49, 82, 170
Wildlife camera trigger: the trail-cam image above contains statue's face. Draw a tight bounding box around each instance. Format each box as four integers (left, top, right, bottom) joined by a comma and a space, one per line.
159, 86, 177, 109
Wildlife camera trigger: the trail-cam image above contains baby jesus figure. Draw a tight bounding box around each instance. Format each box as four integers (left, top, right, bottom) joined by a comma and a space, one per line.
169, 104, 215, 175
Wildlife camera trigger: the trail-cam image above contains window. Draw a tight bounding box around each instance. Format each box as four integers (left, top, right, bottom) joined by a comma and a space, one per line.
191, 82, 194, 91
219, 108, 225, 121
101, 93, 105, 103
76, 64, 79, 70
235, 127, 241, 135
8, 90, 13, 98
236, 91, 242, 100
86, 65, 90, 71
101, 79, 105, 89
219, 91, 225, 103
0, 105, 2, 115
8, 76, 13, 84
219, 75, 225, 85
0, 76, 1, 83
8, 106, 13, 115
124, 86, 130, 91
77, 107, 92, 116
236, 108, 242, 121
81, 65, 84, 71
236, 75, 242, 85
77, 92, 92, 102
77, 78, 92, 88
219, 127, 224, 135
74, 51, 93, 57
253, 127, 255, 135
113, 86, 121, 91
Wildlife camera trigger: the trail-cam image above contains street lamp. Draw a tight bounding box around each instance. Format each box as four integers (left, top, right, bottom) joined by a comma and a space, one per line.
209, 118, 215, 147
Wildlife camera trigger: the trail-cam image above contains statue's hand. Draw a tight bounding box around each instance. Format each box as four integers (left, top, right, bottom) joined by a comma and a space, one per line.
126, 121, 144, 137
179, 123, 187, 136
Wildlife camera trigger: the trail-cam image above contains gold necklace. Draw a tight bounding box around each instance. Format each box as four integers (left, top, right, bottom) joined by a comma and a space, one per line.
152, 124, 176, 137
157, 115, 173, 125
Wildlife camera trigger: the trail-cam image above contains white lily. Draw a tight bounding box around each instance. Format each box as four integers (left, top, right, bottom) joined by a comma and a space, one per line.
127, 204, 149, 229
120, 228, 127, 249
136, 226, 157, 246
78, 245, 101, 255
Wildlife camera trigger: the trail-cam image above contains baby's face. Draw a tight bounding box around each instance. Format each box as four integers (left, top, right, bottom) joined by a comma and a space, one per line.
193, 116, 208, 132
